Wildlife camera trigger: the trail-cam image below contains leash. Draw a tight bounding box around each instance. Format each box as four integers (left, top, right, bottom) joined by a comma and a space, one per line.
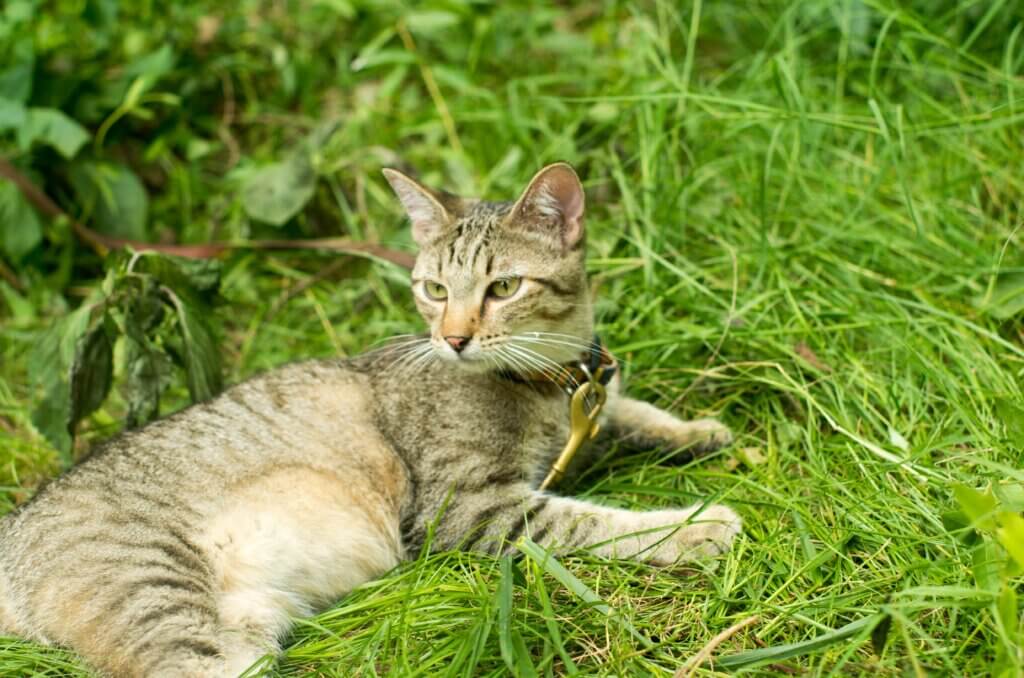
537, 337, 617, 490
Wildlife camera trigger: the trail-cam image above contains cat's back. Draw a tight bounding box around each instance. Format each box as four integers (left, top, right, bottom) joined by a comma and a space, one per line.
6, 357, 371, 511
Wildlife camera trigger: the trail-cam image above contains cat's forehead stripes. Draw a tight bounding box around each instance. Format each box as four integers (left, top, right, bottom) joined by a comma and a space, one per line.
432, 201, 512, 277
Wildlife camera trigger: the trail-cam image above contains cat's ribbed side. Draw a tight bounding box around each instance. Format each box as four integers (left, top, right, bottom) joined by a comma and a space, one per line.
0, 163, 739, 677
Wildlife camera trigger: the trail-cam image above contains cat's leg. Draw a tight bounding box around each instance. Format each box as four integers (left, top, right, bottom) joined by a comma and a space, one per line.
138, 622, 267, 678
600, 395, 733, 459
0, 564, 23, 638
32, 558, 263, 678
453, 488, 740, 565
201, 463, 405, 676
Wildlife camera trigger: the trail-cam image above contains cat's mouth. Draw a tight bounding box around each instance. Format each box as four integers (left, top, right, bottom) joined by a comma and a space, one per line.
433, 339, 488, 366
434, 336, 584, 379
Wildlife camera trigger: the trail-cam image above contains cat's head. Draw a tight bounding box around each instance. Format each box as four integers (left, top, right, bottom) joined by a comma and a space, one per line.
383, 163, 592, 374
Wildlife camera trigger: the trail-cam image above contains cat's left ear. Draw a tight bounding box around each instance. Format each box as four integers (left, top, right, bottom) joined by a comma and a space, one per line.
505, 162, 585, 250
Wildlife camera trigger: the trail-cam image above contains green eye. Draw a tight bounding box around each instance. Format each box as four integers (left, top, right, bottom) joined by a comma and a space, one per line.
489, 277, 522, 298
424, 281, 448, 300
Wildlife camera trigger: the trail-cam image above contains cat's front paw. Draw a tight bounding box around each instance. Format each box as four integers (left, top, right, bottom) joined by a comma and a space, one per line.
651, 504, 742, 564
662, 418, 733, 459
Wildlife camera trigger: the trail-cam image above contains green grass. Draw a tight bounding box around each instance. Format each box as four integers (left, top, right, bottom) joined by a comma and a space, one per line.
2, 0, 1023, 675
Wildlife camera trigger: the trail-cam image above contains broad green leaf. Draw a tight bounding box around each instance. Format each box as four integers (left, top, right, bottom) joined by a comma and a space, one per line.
29, 304, 94, 462
136, 252, 221, 299
69, 314, 114, 428
0, 281, 33, 321
994, 586, 1021, 677
0, 38, 33, 102
17, 108, 89, 159
994, 398, 1024, 444
996, 586, 1019, 639
972, 540, 1003, 593
0, 97, 26, 129
715, 614, 885, 669
953, 484, 998, 530
0, 177, 42, 261
32, 379, 73, 463
941, 509, 978, 544
123, 334, 168, 429
995, 483, 1024, 512
122, 277, 168, 429
122, 44, 176, 92
976, 272, 1024, 320
166, 287, 222, 402
69, 161, 149, 240
241, 155, 317, 226
996, 512, 1024, 570
82, 0, 118, 26
3, 0, 35, 21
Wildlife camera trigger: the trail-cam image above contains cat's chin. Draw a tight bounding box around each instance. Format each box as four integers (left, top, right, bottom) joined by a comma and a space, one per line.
436, 351, 494, 374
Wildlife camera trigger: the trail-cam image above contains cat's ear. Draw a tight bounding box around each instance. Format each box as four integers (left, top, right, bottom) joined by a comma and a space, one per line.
382, 169, 454, 246
505, 162, 585, 249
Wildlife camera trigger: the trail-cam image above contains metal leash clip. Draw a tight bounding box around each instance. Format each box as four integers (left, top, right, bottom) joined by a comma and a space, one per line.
540, 364, 608, 491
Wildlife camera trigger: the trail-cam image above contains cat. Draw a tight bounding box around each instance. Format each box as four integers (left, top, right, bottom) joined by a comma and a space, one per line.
0, 162, 740, 677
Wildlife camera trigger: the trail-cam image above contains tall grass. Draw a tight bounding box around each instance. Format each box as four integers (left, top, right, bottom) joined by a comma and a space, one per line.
1, 0, 1022, 674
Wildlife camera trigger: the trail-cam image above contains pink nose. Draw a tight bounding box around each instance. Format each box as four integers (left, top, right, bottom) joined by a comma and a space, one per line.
445, 336, 470, 353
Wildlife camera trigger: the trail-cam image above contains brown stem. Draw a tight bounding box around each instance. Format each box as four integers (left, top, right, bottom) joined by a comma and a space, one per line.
674, 615, 761, 678
0, 157, 415, 270
0, 256, 24, 292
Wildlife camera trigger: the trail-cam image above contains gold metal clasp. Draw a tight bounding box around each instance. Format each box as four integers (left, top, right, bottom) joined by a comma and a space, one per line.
540, 376, 608, 491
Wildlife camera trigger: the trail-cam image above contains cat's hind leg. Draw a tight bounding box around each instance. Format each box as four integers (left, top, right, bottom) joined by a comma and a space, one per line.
20, 543, 260, 678
0, 562, 22, 637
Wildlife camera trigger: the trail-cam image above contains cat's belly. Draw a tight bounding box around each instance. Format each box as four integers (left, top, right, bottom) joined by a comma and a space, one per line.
198, 463, 403, 636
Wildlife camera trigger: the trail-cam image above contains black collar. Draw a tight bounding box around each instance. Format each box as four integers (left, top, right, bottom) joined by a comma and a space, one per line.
499, 335, 617, 393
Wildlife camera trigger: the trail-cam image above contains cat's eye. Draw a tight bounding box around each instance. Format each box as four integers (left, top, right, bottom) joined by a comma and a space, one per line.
488, 277, 522, 299
423, 281, 448, 300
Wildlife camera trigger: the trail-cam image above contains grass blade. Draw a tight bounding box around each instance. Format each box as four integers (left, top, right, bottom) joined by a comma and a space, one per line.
714, 614, 885, 669
515, 537, 654, 651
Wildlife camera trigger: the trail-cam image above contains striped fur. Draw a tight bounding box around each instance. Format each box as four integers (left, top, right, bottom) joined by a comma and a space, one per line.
0, 163, 739, 676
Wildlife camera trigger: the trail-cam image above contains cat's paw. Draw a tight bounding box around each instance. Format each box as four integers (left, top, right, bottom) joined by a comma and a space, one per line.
684, 417, 733, 454
651, 504, 742, 564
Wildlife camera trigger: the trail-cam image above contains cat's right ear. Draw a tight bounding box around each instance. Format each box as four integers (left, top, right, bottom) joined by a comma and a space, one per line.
504, 162, 585, 251
382, 169, 453, 246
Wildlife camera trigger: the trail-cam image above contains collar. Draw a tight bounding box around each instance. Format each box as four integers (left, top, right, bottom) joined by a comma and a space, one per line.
499, 335, 618, 394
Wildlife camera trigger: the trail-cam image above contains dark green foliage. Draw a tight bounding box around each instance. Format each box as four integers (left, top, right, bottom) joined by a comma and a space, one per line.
26, 252, 222, 462
0, 178, 41, 261
68, 161, 149, 240
68, 314, 114, 434
242, 153, 318, 227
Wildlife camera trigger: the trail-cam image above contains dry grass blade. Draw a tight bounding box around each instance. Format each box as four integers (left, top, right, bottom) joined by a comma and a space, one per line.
674, 615, 760, 678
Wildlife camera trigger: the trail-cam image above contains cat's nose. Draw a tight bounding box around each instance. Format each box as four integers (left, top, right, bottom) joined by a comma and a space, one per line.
445, 335, 470, 353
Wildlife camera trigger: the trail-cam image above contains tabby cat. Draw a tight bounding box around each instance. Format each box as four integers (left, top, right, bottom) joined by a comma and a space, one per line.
0, 163, 740, 677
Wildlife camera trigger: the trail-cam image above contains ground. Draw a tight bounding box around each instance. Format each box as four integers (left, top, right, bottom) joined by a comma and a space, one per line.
0, 1, 1022, 675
